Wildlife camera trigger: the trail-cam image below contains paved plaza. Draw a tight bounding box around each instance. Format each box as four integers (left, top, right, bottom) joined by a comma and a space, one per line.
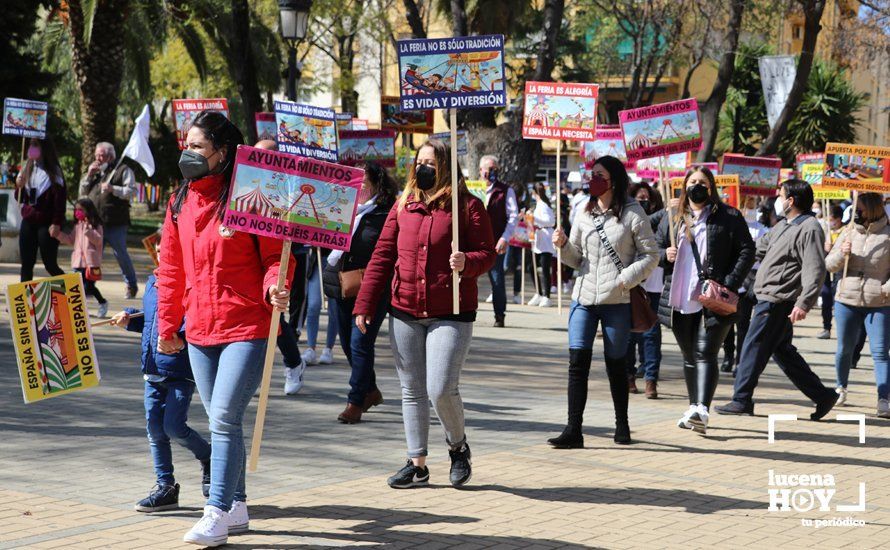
1, 251, 889, 549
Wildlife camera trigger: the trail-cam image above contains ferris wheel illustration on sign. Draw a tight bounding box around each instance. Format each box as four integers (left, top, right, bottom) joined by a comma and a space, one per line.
402, 51, 504, 95
341, 140, 382, 163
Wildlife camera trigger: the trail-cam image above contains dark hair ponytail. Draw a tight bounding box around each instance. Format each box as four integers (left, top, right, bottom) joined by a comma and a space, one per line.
170, 111, 244, 221
363, 161, 399, 208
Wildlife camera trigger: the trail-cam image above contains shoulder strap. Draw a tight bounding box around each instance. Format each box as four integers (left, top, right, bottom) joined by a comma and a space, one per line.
592, 215, 624, 273
687, 224, 705, 280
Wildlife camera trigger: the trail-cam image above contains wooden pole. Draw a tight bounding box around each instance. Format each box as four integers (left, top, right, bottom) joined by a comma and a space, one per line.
839, 191, 858, 293
659, 156, 676, 247
91, 312, 144, 327
317, 247, 325, 311
450, 108, 460, 315
556, 140, 562, 314
520, 248, 526, 304
248, 240, 292, 472
531, 247, 540, 298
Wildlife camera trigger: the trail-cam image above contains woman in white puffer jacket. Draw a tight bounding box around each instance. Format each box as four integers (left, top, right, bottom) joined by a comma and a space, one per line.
548, 156, 658, 448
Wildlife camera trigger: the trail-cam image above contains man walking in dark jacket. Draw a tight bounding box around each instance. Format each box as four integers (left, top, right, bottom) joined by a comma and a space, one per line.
480, 155, 518, 328
716, 180, 838, 420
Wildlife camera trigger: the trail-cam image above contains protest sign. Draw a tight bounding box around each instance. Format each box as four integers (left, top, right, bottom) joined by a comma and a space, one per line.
6, 274, 101, 403
3, 98, 48, 139
619, 98, 702, 162
396, 35, 507, 111
338, 130, 396, 167
635, 152, 687, 179
759, 55, 796, 129
465, 180, 488, 205
796, 152, 824, 175
224, 145, 362, 251
274, 100, 339, 162
721, 154, 782, 195
509, 219, 532, 249
688, 156, 719, 174
381, 95, 434, 134
336, 112, 355, 129
432, 130, 468, 156
813, 188, 851, 200
822, 143, 890, 193
172, 98, 228, 149
255, 112, 277, 141
580, 126, 633, 170
142, 231, 161, 267
521, 82, 598, 141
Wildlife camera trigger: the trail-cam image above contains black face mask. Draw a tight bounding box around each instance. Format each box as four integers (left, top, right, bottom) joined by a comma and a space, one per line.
638, 199, 651, 213
687, 183, 709, 205
854, 210, 866, 226
416, 164, 437, 191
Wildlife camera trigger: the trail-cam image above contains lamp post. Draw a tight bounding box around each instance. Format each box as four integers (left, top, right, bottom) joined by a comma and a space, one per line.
278, 0, 313, 101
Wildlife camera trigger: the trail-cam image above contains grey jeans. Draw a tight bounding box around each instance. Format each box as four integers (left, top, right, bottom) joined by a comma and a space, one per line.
389, 315, 474, 458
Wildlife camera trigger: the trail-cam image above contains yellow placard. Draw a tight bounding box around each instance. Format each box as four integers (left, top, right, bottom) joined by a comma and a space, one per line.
6, 274, 101, 403
823, 142, 890, 192
813, 188, 851, 200
465, 180, 488, 206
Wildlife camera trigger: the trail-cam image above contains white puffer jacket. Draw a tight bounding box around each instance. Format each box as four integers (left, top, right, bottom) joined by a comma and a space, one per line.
561, 200, 659, 305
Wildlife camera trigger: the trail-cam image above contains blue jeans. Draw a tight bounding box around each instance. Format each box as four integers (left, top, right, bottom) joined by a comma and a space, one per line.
835, 302, 890, 398
188, 339, 267, 511
625, 292, 662, 380
103, 223, 137, 288
333, 297, 388, 405
487, 253, 507, 318
305, 266, 338, 350
568, 301, 632, 359
144, 378, 211, 486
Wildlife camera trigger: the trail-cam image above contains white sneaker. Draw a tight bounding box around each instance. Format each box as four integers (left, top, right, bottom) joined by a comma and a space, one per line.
485, 293, 493, 303
284, 361, 306, 395
538, 297, 553, 308
301, 348, 319, 365
877, 398, 890, 418
677, 405, 697, 429
527, 294, 542, 306
689, 404, 710, 434
836, 386, 848, 406
550, 285, 558, 295
228, 501, 249, 534
183, 505, 228, 546
97, 301, 109, 319
512, 294, 521, 305
319, 347, 333, 364
562, 282, 572, 294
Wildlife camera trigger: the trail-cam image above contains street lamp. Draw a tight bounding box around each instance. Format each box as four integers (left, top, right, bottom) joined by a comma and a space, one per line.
278, 0, 313, 101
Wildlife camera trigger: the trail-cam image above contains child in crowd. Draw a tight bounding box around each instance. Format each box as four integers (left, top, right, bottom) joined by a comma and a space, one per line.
110, 263, 211, 512
53, 198, 108, 317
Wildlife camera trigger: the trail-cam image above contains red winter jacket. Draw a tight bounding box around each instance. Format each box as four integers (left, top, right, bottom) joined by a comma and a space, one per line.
156, 173, 295, 345
354, 193, 496, 319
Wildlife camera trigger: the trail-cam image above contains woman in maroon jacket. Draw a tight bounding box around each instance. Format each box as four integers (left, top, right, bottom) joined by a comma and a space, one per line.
354, 139, 496, 489
15, 137, 66, 281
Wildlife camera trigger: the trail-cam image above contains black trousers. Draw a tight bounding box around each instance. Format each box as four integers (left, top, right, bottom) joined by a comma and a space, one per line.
19, 219, 64, 282
672, 310, 733, 407
74, 268, 106, 304
732, 300, 833, 406
535, 252, 552, 298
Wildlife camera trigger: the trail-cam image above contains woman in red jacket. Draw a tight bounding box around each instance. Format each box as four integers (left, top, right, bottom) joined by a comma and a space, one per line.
354, 139, 496, 489
156, 112, 293, 547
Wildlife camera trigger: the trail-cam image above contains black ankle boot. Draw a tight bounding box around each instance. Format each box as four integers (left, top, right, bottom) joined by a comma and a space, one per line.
548, 349, 592, 449
605, 356, 632, 444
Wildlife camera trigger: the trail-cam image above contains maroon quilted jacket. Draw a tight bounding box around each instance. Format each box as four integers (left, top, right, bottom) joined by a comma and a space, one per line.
354, 193, 496, 318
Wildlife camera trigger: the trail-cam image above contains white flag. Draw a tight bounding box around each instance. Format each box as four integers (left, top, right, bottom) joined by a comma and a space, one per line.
758, 55, 797, 130
121, 104, 155, 177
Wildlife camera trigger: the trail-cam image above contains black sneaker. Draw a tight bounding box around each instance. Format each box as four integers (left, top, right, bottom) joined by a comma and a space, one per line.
449, 443, 472, 487
387, 460, 430, 489
715, 400, 754, 416
134, 483, 180, 512
201, 459, 211, 498
126, 285, 138, 299
811, 391, 839, 421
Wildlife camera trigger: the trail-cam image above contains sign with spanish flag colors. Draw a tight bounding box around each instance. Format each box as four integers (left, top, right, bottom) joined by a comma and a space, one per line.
6, 274, 101, 403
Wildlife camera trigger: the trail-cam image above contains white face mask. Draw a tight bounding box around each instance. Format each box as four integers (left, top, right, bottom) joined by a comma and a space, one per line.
775, 197, 787, 218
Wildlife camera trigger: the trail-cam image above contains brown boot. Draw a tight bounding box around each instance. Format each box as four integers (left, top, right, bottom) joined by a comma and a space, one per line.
645, 380, 658, 399
362, 389, 383, 412
337, 403, 363, 424
628, 375, 639, 394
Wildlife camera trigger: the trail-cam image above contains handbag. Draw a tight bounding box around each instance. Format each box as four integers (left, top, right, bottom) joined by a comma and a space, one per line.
80, 235, 102, 282
592, 216, 657, 333
338, 268, 365, 299
687, 225, 738, 315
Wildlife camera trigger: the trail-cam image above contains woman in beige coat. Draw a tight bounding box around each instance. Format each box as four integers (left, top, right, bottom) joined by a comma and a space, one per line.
826, 192, 890, 416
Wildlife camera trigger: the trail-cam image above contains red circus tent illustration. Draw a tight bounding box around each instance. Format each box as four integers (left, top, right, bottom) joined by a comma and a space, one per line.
628, 133, 654, 150
233, 184, 276, 217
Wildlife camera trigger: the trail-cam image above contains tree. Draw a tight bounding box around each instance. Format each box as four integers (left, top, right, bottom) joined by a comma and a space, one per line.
717, 42, 771, 157
305, 0, 368, 114
0, 1, 56, 109
696, 0, 745, 161
757, 0, 826, 156
402, 0, 428, 38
